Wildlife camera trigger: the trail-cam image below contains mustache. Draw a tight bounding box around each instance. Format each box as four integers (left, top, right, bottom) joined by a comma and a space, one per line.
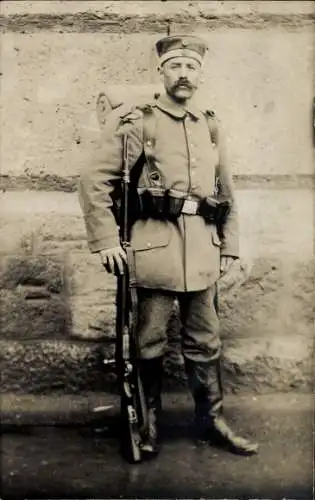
172, 80, 193, 90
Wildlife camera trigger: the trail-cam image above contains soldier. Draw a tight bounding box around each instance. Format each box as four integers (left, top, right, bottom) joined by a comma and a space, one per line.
78, 35, 258, 459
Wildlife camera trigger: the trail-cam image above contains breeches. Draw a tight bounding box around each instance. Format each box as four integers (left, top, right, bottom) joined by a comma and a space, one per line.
137, 286, 221, 363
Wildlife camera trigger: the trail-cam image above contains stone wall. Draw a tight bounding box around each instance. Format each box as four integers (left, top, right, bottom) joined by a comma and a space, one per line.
0, 1, 314, 393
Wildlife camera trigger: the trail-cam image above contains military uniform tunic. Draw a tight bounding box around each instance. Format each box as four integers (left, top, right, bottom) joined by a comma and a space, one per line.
79, 93, 239, 293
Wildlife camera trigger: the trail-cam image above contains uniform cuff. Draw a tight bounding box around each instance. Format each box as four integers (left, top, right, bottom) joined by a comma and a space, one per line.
88, 234, 120, 253
220, 248, 239, 259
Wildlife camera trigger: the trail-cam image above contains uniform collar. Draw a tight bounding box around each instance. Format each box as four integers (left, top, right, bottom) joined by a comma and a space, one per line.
154, 92, 202, 120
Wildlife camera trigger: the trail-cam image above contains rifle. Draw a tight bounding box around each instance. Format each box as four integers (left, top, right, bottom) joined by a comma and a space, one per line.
104, 133, 148, 463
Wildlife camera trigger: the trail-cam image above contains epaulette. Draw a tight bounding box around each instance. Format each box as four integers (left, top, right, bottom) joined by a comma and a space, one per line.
115, 106, 145, 137
135, 103, 155, 115
96, 90, 158, 128
116, 101, 157, 139
119, 107, 143, 125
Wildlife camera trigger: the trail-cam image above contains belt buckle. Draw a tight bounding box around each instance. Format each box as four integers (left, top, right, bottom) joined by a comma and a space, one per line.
182, 199, 198, 215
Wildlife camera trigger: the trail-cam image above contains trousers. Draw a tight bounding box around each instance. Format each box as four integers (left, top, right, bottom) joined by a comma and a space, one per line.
136, 285, 221, 363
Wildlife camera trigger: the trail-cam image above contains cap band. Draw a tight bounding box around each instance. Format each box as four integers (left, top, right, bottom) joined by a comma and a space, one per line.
159, 48, 203, 66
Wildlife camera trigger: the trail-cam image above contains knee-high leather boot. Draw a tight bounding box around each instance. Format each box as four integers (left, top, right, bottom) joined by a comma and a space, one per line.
139, 357, 164, 458
185, 358, 258, 456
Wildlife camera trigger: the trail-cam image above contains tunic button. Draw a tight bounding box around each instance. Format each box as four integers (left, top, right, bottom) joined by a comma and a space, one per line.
147, 242, 151, 248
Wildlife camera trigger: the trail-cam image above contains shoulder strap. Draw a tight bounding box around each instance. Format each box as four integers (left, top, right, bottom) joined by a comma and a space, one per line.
137, 104, 157, 158
136, 104, 165, 187
204, 109, 218, 146
203, 109, 221, 194
116, 102, 163, 188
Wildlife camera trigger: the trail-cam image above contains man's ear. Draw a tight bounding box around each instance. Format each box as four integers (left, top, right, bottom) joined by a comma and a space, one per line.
157, 65, 164, 82
199, 65, 205, 84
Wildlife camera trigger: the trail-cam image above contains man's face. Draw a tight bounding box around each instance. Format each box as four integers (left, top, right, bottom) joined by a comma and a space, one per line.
160, 56, 203, 102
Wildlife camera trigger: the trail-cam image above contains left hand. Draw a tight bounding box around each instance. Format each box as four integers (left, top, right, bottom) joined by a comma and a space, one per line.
220, 256, 236, 276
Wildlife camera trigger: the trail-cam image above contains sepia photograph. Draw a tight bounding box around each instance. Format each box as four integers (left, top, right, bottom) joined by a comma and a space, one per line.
1, 1, 314, 499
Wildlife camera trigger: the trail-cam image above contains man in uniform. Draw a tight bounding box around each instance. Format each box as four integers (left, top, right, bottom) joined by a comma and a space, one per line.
78, 35, 258, 458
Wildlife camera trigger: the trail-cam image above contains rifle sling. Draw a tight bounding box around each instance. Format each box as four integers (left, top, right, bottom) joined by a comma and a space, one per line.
125, 241, 139, 346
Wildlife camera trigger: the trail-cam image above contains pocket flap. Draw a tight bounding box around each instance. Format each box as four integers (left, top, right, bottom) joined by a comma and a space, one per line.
131, 220, 171, 251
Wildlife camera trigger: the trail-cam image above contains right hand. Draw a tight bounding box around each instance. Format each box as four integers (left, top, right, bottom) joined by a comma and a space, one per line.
99, 246, 127, 275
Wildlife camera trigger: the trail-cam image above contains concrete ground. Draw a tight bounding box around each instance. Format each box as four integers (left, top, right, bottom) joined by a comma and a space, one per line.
1, 392, 313, 499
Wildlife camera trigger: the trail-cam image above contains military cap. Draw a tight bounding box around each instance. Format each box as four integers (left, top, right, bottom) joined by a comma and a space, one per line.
156, 35, 208, 66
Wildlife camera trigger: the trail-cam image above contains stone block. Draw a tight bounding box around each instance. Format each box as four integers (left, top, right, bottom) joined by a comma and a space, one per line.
236, 189, 314, 260
3, 1, 314, 16
66, 249, 117, 340
1, 27, 314, 178
218, 258, 315, 339
0, 339, 116, 394
222, 334, 313, 393
0, 191, 86, 253
0, 252, 72, 340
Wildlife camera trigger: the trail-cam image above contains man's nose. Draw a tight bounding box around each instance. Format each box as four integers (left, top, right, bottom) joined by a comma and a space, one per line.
178, 66, 189, 78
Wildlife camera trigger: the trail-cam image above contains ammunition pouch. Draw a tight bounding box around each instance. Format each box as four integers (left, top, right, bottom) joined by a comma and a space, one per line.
137, 187, 166, 219
197, 196, 231, 227
167, 190, 186, 219
137, 188, 186, 221
136, 188, 231, 227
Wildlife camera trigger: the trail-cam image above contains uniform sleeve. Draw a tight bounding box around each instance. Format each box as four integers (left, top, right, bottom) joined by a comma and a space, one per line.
78, 107, 143, 253
216, 122, 239, 259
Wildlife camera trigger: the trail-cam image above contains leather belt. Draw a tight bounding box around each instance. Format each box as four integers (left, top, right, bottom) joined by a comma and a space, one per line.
135, 187, 231, 223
